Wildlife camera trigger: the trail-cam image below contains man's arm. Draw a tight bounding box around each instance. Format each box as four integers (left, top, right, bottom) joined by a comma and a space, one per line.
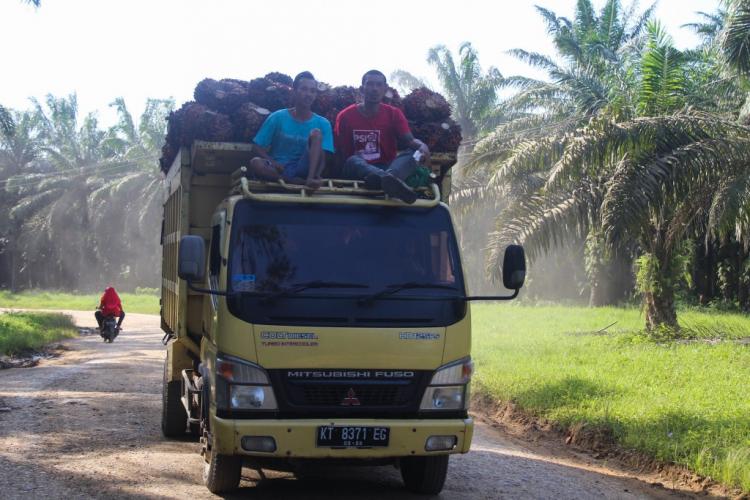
393, 107, 432, 169
399, 132, 432, 169
333, 112, 348, 170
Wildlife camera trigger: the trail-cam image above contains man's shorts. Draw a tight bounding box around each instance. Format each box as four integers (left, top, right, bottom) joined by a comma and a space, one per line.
282, 148, 311, 179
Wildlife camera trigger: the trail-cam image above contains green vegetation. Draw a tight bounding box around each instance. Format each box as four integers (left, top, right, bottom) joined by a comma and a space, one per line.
0, 312, 77, 355
0, 95, 173, 292
472, 304, 750, 492
0, 290, 159, 314
455, 0, 750, 330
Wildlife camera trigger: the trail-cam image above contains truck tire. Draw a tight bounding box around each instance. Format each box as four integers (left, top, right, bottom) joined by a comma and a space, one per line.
400, 455, 449, 495
203, 447, 242, 494
161, 359, 187, 438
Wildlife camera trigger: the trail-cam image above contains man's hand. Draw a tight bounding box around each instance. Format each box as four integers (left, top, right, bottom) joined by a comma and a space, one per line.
266, 159, 284, 174
416, 142, 433, 171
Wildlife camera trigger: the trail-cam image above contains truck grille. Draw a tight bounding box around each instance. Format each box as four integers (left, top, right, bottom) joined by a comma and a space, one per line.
300, 385, 402, 406
269, 370, 431, 414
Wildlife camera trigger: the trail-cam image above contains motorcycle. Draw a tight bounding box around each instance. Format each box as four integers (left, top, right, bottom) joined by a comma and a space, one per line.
100, 316, 120, 343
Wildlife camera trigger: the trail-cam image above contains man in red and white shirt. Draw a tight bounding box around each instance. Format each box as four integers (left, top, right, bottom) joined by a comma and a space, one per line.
334, 70, 431, 204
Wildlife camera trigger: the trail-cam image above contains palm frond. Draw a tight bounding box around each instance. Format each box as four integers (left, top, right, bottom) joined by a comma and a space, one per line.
721, 0, 750, 74
486, 183, 601, 277
707, 175, 750, 243
506, 49, 562, 73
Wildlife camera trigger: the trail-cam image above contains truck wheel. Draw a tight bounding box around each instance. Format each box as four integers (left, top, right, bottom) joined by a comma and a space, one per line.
400, 455, 449, 495
161, 359, 187, 438
203, 446, 242, 494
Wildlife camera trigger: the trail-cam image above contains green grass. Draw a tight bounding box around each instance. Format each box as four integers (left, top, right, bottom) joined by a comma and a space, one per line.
0, 312, 78, 355
0, 291, 159, 314
472, 304, 750, 493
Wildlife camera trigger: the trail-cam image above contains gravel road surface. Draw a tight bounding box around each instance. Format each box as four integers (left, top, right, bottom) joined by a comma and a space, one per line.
0, 310, 703, 499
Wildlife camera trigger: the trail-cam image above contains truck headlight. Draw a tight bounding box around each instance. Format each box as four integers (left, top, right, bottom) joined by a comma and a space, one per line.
230, 385, 277, 410
419, 357, 472, 411
216, 355, 278, 411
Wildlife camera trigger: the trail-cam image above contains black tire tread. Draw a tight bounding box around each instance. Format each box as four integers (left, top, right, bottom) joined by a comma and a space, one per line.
161, 359, 187, 438
400, 455, 449, 495
204, 449, 242, 494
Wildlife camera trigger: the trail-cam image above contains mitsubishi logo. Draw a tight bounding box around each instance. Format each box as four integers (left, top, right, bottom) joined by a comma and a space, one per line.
341, 388, 361, 406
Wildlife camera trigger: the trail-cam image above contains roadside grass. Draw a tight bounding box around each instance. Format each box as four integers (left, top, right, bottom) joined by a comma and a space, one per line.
0, 291, 160, 314
0, 312, 78, 355
472, 304, 750, 493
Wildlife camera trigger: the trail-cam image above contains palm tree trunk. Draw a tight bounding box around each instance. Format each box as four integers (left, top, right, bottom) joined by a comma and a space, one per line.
10, 247, 17, 292
644, 284, 678, 330
642, 230, 679, 331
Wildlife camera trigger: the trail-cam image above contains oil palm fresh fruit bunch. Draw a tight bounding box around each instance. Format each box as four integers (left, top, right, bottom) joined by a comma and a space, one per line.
231, 102, 271, 142
159, 102, 234, 172
194, 78, 250, 115
180, 103, 233, 146
311, 83, 336, 120
382, 86, 402, 109
264, 72, 293, 87
408, 118, 462, 152
402, 87, 451, 122
247, 78, 292, 111
332, 85, 361, 109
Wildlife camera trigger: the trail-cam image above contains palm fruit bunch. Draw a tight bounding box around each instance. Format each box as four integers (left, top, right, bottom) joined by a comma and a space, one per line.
160, 102, 234, 170
159, 73, 462, 172
264, 72, 294, 87
247, 77, 292, 112
231, 103, 271, 142
311, 84, 336, 122
312, 84, 364, 124
408, 118, 462, 153
402, 87, 451, 122
402, 87, 460, 152
193, 78, 250, 115
382, 86, 403, 109
333, 85, 361, 109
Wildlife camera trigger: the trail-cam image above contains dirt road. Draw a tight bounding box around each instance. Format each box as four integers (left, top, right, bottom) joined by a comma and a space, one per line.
0, 311, 703, 499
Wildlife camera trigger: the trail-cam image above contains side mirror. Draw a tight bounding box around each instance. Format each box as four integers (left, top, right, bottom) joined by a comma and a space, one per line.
178, 235, 206, 283
502, 244, 526, 290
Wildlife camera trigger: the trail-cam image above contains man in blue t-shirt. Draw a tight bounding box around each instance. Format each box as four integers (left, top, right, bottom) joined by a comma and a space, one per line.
249, 71, 334, 190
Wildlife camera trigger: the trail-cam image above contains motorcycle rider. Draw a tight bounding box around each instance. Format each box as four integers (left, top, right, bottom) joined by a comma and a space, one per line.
95, 286, 125, 333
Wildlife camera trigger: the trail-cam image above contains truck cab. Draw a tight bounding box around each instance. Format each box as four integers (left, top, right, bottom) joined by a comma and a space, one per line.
160, 141, 525, 494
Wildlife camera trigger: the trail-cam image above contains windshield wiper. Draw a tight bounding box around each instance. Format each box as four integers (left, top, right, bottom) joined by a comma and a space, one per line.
260, 280, 368, 303
358, 282, 458, 305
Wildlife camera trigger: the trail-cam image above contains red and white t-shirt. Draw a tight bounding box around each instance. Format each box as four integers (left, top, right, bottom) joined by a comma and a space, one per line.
334, 104, 411, 165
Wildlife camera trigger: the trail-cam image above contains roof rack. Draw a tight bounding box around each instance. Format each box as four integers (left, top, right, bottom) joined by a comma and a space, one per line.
230, 167, 441, 207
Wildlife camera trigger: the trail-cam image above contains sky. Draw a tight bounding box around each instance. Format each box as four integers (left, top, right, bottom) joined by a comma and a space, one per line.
2, 0, 718, 126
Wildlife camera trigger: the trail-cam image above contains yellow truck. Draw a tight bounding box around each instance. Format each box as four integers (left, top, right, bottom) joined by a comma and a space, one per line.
160, 141, 526, 494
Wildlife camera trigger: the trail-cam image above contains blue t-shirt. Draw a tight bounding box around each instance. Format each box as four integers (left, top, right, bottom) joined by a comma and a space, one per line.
253, 109, 334, 165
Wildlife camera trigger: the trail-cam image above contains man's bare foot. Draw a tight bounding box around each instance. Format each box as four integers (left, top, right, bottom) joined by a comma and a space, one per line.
283, 176, 306, 185
305, 177, 323, 190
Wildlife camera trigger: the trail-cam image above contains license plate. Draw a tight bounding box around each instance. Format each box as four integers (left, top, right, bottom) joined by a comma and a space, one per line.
316, 426, 390, 448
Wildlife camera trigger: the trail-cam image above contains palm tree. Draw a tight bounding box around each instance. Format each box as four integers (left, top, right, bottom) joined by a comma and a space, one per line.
475, 21, 750, 329
462, 1, 658, 305
721, 0, 750, 74
427, 42, 504, 141
389, 70, 430, 96
5, 95, 172, 290
391, 43, 503, 141
0, 109, 42, 289
5, 94, 130, 288
86, 97, 172, 287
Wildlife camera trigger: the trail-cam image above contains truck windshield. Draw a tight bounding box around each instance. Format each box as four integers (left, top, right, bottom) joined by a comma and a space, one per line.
226, 200, 466, 327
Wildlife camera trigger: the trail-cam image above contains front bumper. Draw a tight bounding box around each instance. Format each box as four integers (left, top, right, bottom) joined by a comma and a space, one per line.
211, 414, 474, 458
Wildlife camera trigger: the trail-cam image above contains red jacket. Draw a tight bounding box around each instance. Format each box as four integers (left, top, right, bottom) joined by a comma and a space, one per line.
99, 287, 123, 317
